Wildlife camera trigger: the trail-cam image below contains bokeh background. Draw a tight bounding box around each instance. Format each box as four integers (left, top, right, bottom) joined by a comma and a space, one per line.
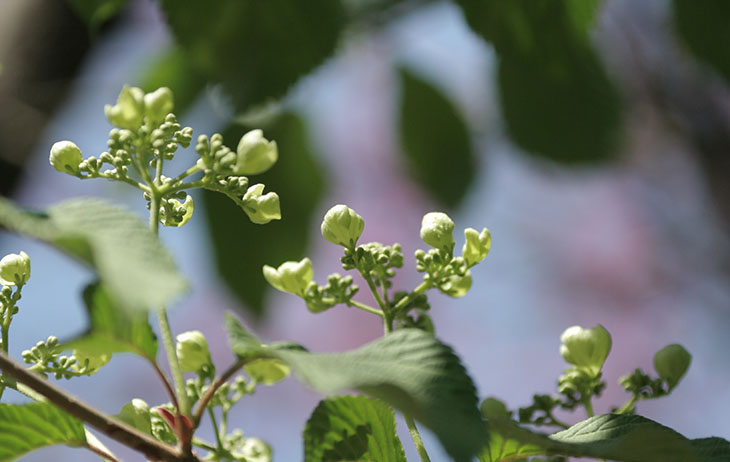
1, 0, 729, 460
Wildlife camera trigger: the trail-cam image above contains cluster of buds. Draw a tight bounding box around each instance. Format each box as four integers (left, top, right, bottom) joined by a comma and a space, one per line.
341, 242, 403, 290
21, 336, 108, 379
304, 273, 359, 314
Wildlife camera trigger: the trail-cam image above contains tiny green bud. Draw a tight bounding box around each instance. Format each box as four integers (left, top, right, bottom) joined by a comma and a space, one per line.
480, 397, 512, 420
463, 227, 491, 267
654, 344, 691, 390
239, 437, 272, 462
320, 204, 365, 248
117, 399, 152, 435
234, 129, 278, 175
104, 85, 145, 130
420, 212, 455, 251
262, 258, 313, 296
244, 358, 291, 385
144, 87, 174, 124
0, 251, 30, 286
438, 271, 472, 298
242, 184, 281, 224
176, 330, 212, 373
49, 141, 83, 175
560, 325, 612, 377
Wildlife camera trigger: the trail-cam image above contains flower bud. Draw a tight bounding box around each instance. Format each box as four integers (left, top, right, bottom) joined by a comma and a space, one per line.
320, 204, 364, 248
480, 397, 512, 420
117, 399, 152, 435
162, 195, 194, 227
104, 85, 145, 130
438, 271, 472, 298
242, 184, 281, 224
176, 331, 212, 373
463, 227, 491, 267
239, 437, 272, 462
0, 251, 30, 286
144, 87, 174, 124
234, 129, 278, 175
262, 258, 313, 297
559, 325, 612, 377
420, 212, 455, 251
654, 344, 691, 390
49, 141, 83, 175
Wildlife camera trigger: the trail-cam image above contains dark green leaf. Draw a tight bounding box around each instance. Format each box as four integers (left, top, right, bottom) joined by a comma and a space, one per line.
304, 395, 406, 462
66, 0, 127, 31
0, 403, 86, 461
0, 197, 188, 311
276, 329, 485, 462
691, 437, 730, 461
456, 0, 622, 164
159, 0, 344, 108
673, 0, 730, 84
202, 112, 325, 316
63, 283, 158, 361
398, 68, 476, 208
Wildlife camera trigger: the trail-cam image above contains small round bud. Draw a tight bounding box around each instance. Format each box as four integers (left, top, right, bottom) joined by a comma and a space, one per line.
104, 85, 145, 130
234, 129, 278, 175
144, 87, 174, 124
0, 251, 30, 286
240, 437, 272, 462
241, 184, 281, 224
117, 399, 152, 435
654, 344, 691, 390
438, 271, 472, 298
321, 204, 365, 248
420, 212, 455, 250
480, 397, 512, 420
49, 141, 83, 176
560, 325, 612, 377
176, 330, 212, 373
262, 258, 313, 297
463, 227, 491, 267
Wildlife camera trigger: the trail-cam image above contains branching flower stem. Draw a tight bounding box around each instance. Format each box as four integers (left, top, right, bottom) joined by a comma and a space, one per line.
192, 357, 247, 428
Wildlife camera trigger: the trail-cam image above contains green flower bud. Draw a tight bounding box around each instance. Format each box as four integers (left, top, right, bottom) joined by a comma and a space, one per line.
480, 397, 512, 420
104, 85, 145, 130
238, 437, 272, 462
560, 325, 612, 377
163, 195, 194, 227
654, 344, 691, 390
242, 184, 281, 224
144, 87, 174, 124
176, 330, 212, 373
244, 358, 291, 385
463, 227, 491, 267
117, 399, 152, 435
234, 129, 278, 175
262, 258, 313, 296
420, 212, 455, 251
49, 141, 83, 175
320, 204, 364, 248
438, 271, 472, 298
0, 251, 30, 286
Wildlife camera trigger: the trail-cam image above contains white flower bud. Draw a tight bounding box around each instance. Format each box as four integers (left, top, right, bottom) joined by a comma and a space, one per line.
560, 325, 612, 377
144, 87, 174, 124
238, 437, 272, 462
176, 331, 212, 373
463, 227, 491, 267
320, 204, 364, 248
654, 344, 691, 390
104, 85, 145, 130
234, 129, 278, 175
242, 184, 281, 224
49, 141, 83, 176
420, 212, 455, 250
262, 258, 313, 296
0, 251, 30, 286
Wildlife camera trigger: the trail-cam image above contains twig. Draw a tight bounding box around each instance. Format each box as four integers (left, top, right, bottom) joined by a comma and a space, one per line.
192, 358, 246, 428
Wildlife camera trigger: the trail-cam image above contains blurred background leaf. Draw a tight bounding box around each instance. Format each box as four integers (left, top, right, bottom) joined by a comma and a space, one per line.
66, 0, 128, 33
673, 0, 730, 85
398, 67, 476, 208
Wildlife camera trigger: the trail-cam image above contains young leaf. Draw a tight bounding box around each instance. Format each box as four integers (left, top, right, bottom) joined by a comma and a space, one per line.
274, 329, 485, 462
691, 437, 730, 462
304, 395, 406, 462
0, 197, 188, 311
63, 283, 158, 361
0, 403, 86, 461
224, 312, 264, 358
398, 68, 476, 208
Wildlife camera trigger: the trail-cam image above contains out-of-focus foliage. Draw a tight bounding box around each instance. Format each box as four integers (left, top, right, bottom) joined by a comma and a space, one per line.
673, 0, 730, 84
67, 0, 127, 32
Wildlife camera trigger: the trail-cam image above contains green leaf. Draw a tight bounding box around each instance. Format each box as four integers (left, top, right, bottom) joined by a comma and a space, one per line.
480, 414, 701, 462
304, 395, 406, 462
275, 329, 485, 462
63, 283, 158, 361
224, 312, 264, 357
67, 0, 128, 31
84, 428, 117, 462
691, 437, 730, 461
159, 0, 344, 109
673, 0, 730, 84
398, 68, 476, 208
202, 112, 325, 316
0, 403, 86, 461
456, 0, 622, 164
0, 197, 188, 311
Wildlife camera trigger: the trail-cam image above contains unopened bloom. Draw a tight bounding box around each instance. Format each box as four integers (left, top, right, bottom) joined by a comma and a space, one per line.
176, 331, 212, 373
104, 85, 145, 130
463, 227, 491, 267
49, 141, 83, 175
242, 184, 281, 224
320, 204, 364, 248
654, 344, 691, 390
144, 87, 174, 124
262, 258, 313, 297
0, 251, 30, 286
560, 325, 612, 377
234, 129, 278, 175
420, 212, 455, 250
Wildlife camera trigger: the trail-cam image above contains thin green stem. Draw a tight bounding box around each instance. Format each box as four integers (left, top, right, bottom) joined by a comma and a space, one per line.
193, 358, 247, 428
545, 411, 570, 429
159, 165, 203, 195
615, 396, 638, 415
405, 415, 431, 462
207, 407, 224, 450
392, 281, 430, 313
348, 299, 384, 317
191, 438, 217, 452
583, 398, 595, 418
